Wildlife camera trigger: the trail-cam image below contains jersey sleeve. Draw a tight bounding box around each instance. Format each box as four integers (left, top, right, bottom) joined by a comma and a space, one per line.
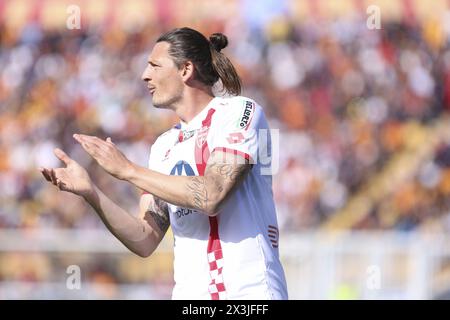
209, 97, 263, 164
147, 143, 158, 170
142, 143, 159, 196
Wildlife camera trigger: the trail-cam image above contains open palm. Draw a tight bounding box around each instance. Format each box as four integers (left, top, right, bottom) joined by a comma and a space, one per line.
40, 148, 93, 198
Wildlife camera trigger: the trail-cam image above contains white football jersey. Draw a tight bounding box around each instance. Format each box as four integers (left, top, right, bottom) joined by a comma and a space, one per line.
147, 96, 288, 300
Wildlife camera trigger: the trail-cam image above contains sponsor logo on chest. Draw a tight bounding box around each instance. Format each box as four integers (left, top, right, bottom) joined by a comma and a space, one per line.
174, 207, 194, 219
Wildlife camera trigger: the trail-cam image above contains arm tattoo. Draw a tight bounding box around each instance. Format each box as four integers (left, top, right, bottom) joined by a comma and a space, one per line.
144, 197, 170, 233
213, 178, 224, 193
186, 162, 250, 212
186, 177, 208, 211
215, 164, 245, 181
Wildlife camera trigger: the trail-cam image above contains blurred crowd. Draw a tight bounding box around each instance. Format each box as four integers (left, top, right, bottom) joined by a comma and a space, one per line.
2, 0, 450, 297
265, 18, 450, 231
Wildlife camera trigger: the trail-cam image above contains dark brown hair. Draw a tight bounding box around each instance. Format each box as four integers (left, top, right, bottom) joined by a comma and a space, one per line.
157, 27, 242, 96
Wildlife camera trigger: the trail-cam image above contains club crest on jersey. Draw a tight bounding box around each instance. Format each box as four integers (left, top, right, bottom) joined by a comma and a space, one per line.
238, 100, 255, 130
196, 126, 209, 148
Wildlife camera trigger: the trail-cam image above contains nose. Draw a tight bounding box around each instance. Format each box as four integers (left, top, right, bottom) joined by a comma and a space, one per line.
141, 65, 151, 82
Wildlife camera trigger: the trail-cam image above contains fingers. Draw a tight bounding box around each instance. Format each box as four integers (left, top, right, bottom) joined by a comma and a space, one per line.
73, 134, 98, 144
73, 134, 97, 157
50, 168, 58, 185
41, 167, 56, 185
39, 167, 60, 188
75, 134, 113, 147
40, 167, 70, 192
54, 148, 73, 166
56, 179, 67, 191
39, 167, 52, 182
74, 134, 109, 155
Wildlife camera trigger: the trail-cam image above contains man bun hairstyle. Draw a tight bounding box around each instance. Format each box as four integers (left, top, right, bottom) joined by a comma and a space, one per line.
209, 33, 228, 52
157, 27, 241, 96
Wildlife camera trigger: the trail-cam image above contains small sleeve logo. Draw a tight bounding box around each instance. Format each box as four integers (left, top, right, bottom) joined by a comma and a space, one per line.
267, 225, 279, 248
238, 101, 255, 130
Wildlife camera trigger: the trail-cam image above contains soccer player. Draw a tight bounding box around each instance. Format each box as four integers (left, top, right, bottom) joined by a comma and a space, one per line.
40, 27, 288, 300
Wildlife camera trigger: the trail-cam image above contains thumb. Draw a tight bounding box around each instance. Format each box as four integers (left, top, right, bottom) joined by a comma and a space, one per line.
54, 148, 73, 166
106, 137, 113, 144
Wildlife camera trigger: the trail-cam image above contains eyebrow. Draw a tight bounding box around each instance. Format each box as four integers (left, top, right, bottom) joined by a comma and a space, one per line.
148, 60, 161, 66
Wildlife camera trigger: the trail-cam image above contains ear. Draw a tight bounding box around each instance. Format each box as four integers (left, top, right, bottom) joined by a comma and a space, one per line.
180, 61, 195, 83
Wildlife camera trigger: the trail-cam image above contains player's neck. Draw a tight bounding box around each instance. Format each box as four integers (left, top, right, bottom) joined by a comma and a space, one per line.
175, 86, 215, 124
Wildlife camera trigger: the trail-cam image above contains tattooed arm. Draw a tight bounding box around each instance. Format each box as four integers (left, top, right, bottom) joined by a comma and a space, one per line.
185, 152, 250, 214
83, 186, 169, 257
125, 151, 252, 216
